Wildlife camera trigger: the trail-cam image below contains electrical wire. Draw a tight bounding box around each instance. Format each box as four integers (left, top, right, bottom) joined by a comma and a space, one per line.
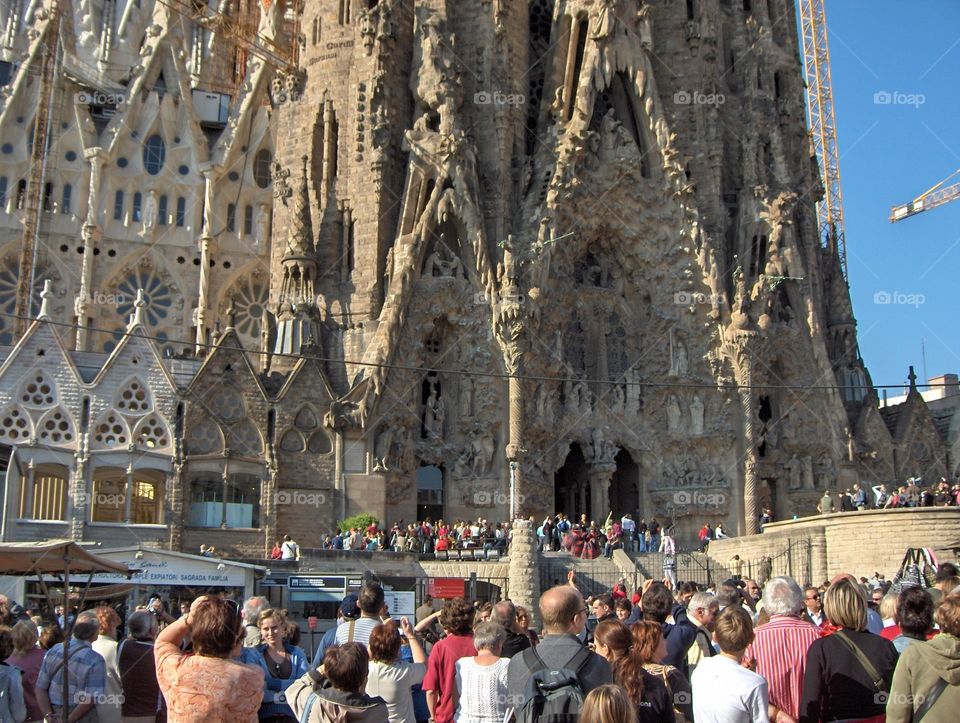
0, 309, 944, 395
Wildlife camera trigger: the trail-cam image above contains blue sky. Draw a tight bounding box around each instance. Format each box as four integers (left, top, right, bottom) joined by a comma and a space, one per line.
817, 1, 960, 394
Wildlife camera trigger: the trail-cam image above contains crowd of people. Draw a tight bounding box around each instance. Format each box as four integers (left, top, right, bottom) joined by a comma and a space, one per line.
818, 478, 960, 514
2, 556, 960, 722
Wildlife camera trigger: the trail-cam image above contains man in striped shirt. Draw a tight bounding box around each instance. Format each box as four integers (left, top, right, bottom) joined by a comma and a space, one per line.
747, 576, 820, 723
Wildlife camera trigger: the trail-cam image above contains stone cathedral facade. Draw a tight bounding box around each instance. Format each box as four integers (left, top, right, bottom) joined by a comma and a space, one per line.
0, 0, 952, 556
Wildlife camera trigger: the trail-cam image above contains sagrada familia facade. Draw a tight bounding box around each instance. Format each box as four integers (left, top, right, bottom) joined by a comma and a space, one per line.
0, 0, 952, 556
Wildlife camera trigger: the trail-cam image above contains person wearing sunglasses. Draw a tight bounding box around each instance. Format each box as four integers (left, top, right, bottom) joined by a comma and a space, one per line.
802, 587, 825, 628
154, 596, 264, 721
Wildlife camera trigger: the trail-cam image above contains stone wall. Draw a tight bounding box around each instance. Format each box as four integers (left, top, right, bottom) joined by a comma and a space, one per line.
706, 508, 960, 584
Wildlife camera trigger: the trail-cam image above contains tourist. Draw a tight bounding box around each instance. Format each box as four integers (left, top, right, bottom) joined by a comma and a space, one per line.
313, 594, 361, 668
715, 522, 729, 539
336, 584, 386, 650
891, 587, 935, 653
92, 605, 123, 723
118, 610, 163, 723
0, 625, 27, 723
286, 642, 388, 722
515, 607, 539, 647
578, 684, 638, 723
691, 606, 769, 723
154, 595, 264, 720
802, 587, 825, 628
36, 611, 106, 723
682, 592, 719, 675
886, 592, 960, 723
798, 577, 898, 722
633, 620, 693, 723
506, 585, 611, 710
243, 607, 309, 723
423, 598, 477, 723
660, 528, 677, 588
621, 513, 636, 553
270, 541, 282, 560
452, 621, 509, 723
243, 596, 269, 647
6, 619, 44, 722
592, 620, 674, 723
748, 577, 820, 723
878, 590, 900, 640
38, 621, 63, 652
614, 598, 632, 622
365, 618, 426, 723
491, 601, 530, 659
817, 491, 834, 514
641, 582, 697, 675
280, 535, 300, 561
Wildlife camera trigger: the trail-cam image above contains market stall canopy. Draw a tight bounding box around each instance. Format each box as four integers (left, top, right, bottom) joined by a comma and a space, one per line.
0, 540, 138, 577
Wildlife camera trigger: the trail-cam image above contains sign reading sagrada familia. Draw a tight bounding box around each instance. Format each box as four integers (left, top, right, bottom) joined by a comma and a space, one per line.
0, 0, 950, 555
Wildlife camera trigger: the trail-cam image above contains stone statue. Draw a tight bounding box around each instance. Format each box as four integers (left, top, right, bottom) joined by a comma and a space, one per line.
459, 375, 474, 417
424, 240, 462, 278
666, 394, 682, 433
141, 190, 158, 234
786, 454, 802, 490
424, 389, 445, 439
816, 453, 834, 490
690, 395, 704, 435
373, 426, 394, 471
453, 447, 473, 479
573, 381, 589, 413
590, 427, 604, 462
802, 455, 815, 491
471, 429, 496, 475
601, 108, 622, 152
256, 203, 271, 246
610, 384, 625, 414
592, 0, 618, 39
669, 332, 689, 377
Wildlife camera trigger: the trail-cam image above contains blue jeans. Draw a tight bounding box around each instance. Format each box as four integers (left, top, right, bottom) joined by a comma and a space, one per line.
638, 536, 648, 553
649, 534, 661, 552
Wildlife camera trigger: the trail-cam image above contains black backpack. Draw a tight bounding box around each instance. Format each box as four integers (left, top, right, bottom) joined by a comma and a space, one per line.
513, 646, 593, 723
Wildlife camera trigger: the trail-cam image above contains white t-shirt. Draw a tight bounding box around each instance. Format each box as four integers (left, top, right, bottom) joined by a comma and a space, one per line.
454, 657, 510, 723
334, 616, 380, 649
281, 540, 299, 560
366, 660, 426, 723
691, 655, 768, 723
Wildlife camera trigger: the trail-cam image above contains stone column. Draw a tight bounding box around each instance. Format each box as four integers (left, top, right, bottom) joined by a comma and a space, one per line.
728, 331, 761, 535
507, 518, 541, 627
589, 463, 615, 523
195, 164, 219, 351
75, 148, 105, 351
168, 461, 184, 551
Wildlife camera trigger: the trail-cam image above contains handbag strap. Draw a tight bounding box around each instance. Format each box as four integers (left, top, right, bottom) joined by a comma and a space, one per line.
914, 677, 949, 723
834, 631, 886, 692
347, 619, 356, 643
298, 691, 318, 723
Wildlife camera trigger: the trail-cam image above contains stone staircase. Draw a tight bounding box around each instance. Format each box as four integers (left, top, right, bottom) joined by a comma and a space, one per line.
540, 551, 628, 597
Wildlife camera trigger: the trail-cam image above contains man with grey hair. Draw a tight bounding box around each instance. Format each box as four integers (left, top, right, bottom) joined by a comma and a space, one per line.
118, 610, 161, 722
36, 610, 106, 722
747, 576, 820, 722
242, 595, 269, 646
491, 600, 530, 658
682, 591, 719, 674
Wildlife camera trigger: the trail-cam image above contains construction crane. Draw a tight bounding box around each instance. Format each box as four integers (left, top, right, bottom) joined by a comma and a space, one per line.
13, 6, 61, 337
890, 169, 960, 222
798, 0, 847, 277
157, 0, 300, 74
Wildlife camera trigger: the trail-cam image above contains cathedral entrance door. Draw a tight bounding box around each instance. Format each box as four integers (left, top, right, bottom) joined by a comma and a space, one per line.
610, 449, 639, 519
554, 443, 590, 519
416, 464, 444, 522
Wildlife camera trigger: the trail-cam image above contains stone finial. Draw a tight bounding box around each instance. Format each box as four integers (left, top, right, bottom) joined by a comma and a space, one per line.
128, 289, 147, 328
37, 280, 53, 320
224, 298, 237, 331
908, 365, 917, 392
283, 155, 316, 260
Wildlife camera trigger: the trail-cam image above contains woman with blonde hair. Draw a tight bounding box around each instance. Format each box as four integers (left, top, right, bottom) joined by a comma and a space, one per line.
6, 619, 44, 722
242, 607, 309, 723
578, 684, 637, 723
799, 576, 898, 723
592, 620, 673, 723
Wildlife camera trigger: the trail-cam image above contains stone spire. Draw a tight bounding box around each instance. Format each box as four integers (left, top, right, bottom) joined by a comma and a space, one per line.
283, 156, 316, 260
127, 289, 147, 329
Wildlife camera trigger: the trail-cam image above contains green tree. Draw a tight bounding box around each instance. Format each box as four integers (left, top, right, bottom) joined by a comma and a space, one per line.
338, 512, 379, 532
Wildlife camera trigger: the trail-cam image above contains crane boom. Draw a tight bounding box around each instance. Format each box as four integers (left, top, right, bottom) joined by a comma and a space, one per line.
798, 0, 847, 276
890, 169, 960, 222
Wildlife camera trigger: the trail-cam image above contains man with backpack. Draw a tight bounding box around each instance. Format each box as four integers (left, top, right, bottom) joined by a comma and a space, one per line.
506, 585, 611, 721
